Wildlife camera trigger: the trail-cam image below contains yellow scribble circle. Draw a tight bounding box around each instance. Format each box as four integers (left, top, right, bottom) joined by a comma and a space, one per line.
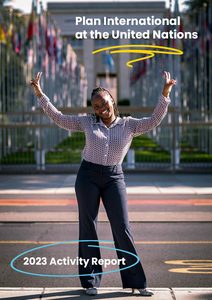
92, 44, 183, 68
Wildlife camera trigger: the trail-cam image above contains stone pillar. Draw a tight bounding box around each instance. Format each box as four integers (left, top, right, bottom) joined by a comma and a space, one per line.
83, 39, 95, 100
118, 39, 130, 101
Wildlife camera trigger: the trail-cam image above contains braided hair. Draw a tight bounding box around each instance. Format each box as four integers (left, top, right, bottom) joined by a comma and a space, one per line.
91, 87, 119, 118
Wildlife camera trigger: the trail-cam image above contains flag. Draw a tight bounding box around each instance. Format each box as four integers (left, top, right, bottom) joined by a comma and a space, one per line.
130, 60, 146, 86
7, 23, 13, 45
46, 23, 54, 57
26, 0, 37, 45
0, 11, 6, 44
13, 30, 22, 55
102, 50, 115, 72
8, 19, 23, 55
56, 29, 63, 66
0, 25, 6, 43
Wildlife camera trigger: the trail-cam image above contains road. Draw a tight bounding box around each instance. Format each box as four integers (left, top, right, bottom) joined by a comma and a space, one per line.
0, 222, 212, 288
0, 173, 211, 290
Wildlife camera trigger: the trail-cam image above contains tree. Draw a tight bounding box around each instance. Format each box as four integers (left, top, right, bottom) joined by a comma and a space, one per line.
185, 0, 209, 11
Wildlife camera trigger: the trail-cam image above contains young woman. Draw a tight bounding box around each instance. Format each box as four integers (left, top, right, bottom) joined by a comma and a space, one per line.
31, 71, 176, 296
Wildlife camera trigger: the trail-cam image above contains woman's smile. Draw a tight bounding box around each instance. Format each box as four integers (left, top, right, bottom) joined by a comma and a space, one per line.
100, 108, 110, 117
92, 92, 115, 122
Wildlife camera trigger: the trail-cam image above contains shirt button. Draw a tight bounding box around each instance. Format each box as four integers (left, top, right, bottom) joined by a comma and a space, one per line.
104, 154, 107, 156
106, 144, 108, 147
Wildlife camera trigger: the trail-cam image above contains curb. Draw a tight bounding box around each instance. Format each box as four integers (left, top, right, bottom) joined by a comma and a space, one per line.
0, 287, 212, 299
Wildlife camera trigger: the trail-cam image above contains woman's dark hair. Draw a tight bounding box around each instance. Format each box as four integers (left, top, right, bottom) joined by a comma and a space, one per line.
91, 86, 119, 117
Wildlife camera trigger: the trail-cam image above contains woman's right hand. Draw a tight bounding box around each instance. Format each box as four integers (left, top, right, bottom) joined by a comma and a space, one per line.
162, 71, 176, 98
30, 72, 43, 98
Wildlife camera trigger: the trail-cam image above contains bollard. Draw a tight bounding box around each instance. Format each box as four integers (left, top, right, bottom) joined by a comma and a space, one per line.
171, 148, 181, 171
36, 150, 46, 170
127, 148, 135, 169
41, 149, 46, 170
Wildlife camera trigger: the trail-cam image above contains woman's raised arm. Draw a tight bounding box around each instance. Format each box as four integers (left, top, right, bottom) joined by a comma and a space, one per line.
128, 71, 176, 136
30, 72, 85, 132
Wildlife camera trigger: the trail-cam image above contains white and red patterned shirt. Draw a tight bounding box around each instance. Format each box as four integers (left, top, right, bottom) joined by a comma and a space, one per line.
39, 94, 171, 166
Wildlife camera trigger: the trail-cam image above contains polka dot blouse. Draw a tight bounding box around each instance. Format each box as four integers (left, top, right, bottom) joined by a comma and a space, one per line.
39, 94, 171, 166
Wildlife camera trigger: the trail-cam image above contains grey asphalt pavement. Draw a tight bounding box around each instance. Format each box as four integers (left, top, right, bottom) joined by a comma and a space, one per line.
0, 173, 212, 222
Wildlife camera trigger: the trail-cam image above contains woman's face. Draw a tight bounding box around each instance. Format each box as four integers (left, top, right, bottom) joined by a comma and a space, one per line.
92, 92, 115, 120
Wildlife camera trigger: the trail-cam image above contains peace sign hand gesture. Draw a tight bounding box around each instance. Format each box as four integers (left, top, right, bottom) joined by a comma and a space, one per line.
30, 72, 44, 98
162, 71, 176, 98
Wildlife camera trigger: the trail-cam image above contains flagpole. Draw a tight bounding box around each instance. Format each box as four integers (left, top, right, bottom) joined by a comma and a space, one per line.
171, 0, 181, 171
206, 2, 212, 154
209, 3, 212, 154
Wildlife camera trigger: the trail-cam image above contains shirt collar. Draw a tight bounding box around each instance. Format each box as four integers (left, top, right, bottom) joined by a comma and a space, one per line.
93, 116, 125, 127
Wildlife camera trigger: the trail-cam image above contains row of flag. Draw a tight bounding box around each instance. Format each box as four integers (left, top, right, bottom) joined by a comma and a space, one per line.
0, 0, 78, 74
0, 0, 87, 115
130, 0, 212, 86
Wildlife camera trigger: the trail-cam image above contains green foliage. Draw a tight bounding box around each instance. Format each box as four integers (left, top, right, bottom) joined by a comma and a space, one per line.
46, 133, 85, 163
46, 150, 81, 164
181, 152, 212, 162
135, 150, 170, 162
0, 151, 35, 164
131, 135, 163, 150
55, 133, 85, 150
1, 133, 212, 165
132, 135, 170, 162
179, 138, 212, 162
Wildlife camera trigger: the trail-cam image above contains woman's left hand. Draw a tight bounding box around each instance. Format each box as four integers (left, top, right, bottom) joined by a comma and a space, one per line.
162, 71, 176, 98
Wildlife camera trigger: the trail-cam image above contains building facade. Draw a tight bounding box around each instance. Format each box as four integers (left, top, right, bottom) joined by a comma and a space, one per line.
47, 1, 166, 103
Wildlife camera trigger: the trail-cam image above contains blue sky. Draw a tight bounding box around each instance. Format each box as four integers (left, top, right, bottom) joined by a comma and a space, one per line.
5, 0, 185, 14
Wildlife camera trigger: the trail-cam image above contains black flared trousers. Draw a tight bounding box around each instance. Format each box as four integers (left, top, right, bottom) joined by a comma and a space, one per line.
75, 159, 147, 289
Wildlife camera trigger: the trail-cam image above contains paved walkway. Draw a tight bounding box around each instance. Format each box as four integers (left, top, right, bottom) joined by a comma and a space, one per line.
0, 287, 212, 299
0, 173, 212, 195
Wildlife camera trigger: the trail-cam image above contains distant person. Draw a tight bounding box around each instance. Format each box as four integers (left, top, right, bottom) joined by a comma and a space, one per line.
31, 71, 176, 296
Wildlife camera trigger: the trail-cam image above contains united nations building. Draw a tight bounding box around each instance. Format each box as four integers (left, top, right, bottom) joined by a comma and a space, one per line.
47, 1, 167, 103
